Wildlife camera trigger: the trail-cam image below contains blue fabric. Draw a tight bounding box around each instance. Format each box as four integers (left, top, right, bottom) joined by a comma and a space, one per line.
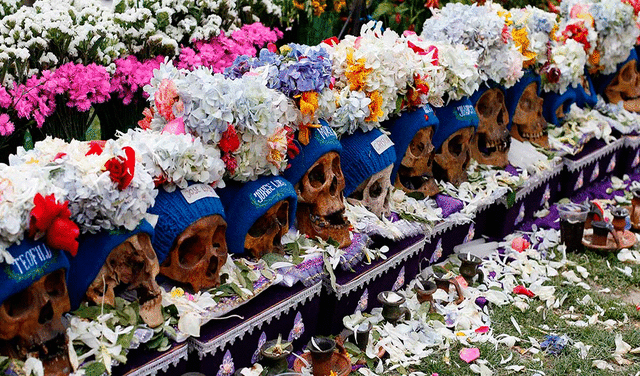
543, 89, 577, 126
148, 183, 226, 264
432, 98, 479, 150
0, 239, 69, 306
505, 70, 542, 131
218, 176, 297, 255
382, 105, 439, 184
593, 48, 637, 100
283, 120, 342, 187
573, 70, 598, 108
340, 128, 397, 196
67, 220, 154, 310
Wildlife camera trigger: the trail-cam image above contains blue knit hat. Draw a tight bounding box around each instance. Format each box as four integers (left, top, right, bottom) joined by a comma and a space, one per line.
148, 183, 226, 264
593, 48, 638, 101
0, 239, 69, 306
218, 176, 297, 255
67, 219, 155, 310
572, 70, 598, 108
340, 128, 397, 196
382, 105, 439, 184
283, 120, 342, 187
505, 70, 542, 131
469, 81, 504, 107
432, 98, 479, 150
542, 89, 577, 126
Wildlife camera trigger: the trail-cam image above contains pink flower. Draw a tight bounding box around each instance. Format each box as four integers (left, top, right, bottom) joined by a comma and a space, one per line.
0, 87, 11, 109
155, 79, 182, 121
0, 113, 14, 136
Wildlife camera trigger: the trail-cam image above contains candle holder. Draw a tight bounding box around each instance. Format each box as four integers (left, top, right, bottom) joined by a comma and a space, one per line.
377, 291, 410, 324
457, 253, 484, 285
557, 203, 589, 252
431, 271, 464, 304
260, 338, 294, 375
631, 187, 640, 230
307, 337, 336, 376
611, 207, 629, 233
414, 276, 437, 313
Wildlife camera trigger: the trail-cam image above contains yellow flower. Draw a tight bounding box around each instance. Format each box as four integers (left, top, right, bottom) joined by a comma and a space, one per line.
312, 0, 327, 16
512, 28, 537, 66
25, 157, 39, 164
170, 287, 185, 298
293, 0, 305, 10
365, 91, 384, 123
298, 91, 319, 118
267, 128, 289, 166
588, 50, 602, 74
334, 0, 346, 12
280, 45, 292, 56
345, 49, 372, 91
550, 24, 559, 42
498, 10, 513, 26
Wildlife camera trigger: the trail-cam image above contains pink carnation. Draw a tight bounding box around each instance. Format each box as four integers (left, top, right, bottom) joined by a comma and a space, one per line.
111, 56, 164, 103
0, 87, 11, 109
0, 113, 14, 136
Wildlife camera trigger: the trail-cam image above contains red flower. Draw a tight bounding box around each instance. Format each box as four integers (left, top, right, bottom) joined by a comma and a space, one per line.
322, 37, 339, 46
29, 193, 79, 256
105, 146, 136, 190
285, 126, 300, 160
267, 42, 278, 53
222, 154, 238, 175
86, 140, 106, 156
501, 25, 511, 44
562, 23, 591, 52
220, 124, 240, 154
513, 285, 536, 297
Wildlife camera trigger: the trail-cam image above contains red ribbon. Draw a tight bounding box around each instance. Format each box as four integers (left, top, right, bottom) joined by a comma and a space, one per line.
29, 193, 79, 256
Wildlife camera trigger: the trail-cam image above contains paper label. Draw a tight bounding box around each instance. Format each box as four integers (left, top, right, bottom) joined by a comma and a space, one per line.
371, 134, 394, 155
455, 275, 468, 289
181, 184, 218, 204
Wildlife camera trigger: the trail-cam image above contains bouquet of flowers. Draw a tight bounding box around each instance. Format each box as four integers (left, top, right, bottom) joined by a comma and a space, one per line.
143, 61, 299, 182
10, 137, 157, 234
559, 0, 640, 74
422, 2, 525, 88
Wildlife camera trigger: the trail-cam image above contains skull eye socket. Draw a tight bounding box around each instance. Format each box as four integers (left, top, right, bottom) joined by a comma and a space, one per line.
331, 155, 342, 178
621, 64, 634, 82
409, 139, 425, 155
448, 135, 465, 156
248, 215, 270, 238
308, 164, 325, 187
178, 236, 207, 268
3, 288, 32, 318
44, 269, 66, 298
368, 179, 383, 199
212, 225, 226, 248
276, 202, 289, 228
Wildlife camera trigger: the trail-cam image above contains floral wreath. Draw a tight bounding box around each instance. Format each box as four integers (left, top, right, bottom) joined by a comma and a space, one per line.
421, 2, 524, 88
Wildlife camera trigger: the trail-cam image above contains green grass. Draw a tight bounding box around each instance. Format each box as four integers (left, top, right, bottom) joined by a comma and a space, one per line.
395, 249, 640, 376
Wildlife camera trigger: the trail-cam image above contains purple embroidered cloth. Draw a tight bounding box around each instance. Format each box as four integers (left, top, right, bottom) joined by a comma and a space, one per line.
435, 194, 464, 218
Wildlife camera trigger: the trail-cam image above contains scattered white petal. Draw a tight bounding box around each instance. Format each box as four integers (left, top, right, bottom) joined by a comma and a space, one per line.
615, 266, 633, 277
510, 316, 522, 336
592, 360, 614, 370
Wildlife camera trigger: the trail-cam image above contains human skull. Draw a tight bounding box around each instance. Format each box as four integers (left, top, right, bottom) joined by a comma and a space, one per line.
0, 269, 71, 376
471, 88, 511, 167
604, 60, 640, 112
348, 164, 394, 219
245, 200, 289, 259
510, 83, 549, 148
433, 127, 474, 186
85, 233, 163, 328
160, 215, 228, 292
296, 151, 352, 248
394, 128, 438, 197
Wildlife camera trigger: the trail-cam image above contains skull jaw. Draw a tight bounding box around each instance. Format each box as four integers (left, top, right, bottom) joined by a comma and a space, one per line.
347, 196, 391, 219
470, 132, 510, 167
138, 288, 163, 328
394, 173, 439, 198
160, 256, 226, 293
296, 203, 352, 248
0, 333, 71, 376
510, 125, 549, 148
433, 160, 469, 187
604, 90, 640, 113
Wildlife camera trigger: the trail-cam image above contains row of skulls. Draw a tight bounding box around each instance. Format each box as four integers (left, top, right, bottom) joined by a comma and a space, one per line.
3, 51, 640, 376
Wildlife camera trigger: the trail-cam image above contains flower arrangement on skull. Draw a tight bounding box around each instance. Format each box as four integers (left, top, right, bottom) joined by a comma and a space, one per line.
384, 106, 440, 198
470, 87, 511, 167
0, 241, 72, 376
432, 98, 479, 187
149, 184, 229, 292
341, 128, 397, 218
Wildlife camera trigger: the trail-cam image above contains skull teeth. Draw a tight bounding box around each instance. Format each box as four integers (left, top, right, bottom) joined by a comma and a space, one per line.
480, 137, 511, 154
521, 131, 546, 140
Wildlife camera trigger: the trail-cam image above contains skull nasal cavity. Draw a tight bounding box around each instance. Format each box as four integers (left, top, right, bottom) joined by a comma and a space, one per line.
45, 270, 65, 298
178, 237, 206, 267
448, 136, 464, 156
206, 256, 218, 278
369, 180, 383, 198
330, 176, 338, 195
38, 301, 53, 324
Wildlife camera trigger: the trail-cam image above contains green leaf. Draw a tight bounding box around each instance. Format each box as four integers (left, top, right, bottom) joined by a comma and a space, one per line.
506, 190, 517, 209
164, 304, 179, 318
407, 191, 426, 200
72, 304, 103, 320
326, 237, 340, 248
261, 253, 288, 267
83, 361, 107, 376
372, 2, 397, 18
343, 341, 362, 355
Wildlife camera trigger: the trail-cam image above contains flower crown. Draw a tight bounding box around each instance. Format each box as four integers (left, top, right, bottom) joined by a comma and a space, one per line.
143, 61, 299, 182
224, 43, 333, 143
505, 6, 558, 69
11, 138, 157, 234
115, 128, 226, 191
560, 0, 640, 74
421, 2, 524, 88
323, 21, 416, 135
